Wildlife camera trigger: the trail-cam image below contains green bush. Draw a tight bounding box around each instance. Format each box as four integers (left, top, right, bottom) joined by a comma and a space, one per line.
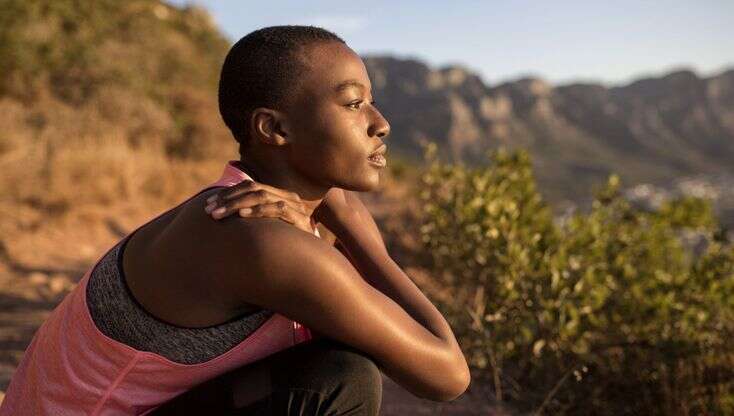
418, 142, 734, 415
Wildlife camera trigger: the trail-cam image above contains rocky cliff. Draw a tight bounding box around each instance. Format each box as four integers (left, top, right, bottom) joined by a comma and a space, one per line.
364, 57, 734, 207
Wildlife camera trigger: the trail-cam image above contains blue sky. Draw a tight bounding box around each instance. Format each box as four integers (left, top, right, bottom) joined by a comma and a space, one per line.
167, 0, 733, 87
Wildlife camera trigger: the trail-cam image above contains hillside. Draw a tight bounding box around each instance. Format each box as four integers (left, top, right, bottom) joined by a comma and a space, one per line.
0, 0, 233, 162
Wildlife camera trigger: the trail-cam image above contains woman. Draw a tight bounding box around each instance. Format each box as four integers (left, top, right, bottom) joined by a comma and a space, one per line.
0, 25, 469, 415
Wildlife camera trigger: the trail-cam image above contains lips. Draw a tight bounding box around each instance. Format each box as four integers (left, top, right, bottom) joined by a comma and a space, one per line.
368, 144, 387, 158
367, 144, 387, 167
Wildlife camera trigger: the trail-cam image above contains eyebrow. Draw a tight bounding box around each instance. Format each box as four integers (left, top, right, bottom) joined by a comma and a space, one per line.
334, 79, 369, 93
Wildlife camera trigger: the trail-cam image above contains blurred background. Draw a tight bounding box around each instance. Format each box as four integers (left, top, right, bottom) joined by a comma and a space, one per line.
0, 1, 732, 414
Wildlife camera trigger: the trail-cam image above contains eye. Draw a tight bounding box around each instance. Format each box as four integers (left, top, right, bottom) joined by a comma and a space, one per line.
346, 100, 377, 110
347, 100, 363, 110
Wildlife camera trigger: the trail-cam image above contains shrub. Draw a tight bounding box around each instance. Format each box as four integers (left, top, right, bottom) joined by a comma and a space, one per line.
418, 142, 734, 415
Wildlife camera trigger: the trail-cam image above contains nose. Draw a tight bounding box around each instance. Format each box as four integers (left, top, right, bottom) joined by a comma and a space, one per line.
368, 108, 390, 139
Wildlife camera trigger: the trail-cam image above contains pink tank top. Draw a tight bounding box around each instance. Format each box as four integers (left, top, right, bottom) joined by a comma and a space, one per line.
0, 160, 315, 415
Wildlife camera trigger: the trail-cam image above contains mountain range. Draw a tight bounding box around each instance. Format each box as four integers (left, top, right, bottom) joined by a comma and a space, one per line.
362, 57, 734, 212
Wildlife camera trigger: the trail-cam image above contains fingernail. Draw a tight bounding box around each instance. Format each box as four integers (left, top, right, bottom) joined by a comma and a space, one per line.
205, 203, 215, 213
212, 207, 225, 215
207, 195, 218, 204
239, 207, 252, 215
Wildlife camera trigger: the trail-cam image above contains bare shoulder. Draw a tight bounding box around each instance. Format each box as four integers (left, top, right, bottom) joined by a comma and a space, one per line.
152, 191, 326, 298
206, 215, 338, 294
153, 191, 351, 307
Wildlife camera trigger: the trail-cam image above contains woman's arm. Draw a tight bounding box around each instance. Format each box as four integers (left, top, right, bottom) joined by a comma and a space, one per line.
321, 190, 469, 386
214, 218, 469, 401
202, 184, 470, 398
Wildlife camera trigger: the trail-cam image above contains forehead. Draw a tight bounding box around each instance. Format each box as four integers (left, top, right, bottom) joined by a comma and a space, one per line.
297, 42, 372, 98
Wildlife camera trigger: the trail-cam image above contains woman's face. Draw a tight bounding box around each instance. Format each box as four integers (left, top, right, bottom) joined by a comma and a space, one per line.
283, 41, 391, 192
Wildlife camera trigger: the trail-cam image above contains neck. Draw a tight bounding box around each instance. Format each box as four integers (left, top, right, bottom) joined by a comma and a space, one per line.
235, 156, 328, 218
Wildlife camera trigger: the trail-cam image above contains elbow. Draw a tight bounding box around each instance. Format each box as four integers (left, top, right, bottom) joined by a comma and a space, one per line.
444, 364, 472, 401
426, 362, 471, 402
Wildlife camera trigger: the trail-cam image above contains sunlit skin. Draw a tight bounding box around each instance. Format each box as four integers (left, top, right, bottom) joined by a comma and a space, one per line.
226, 40, 390, 219
123, 40, 470, 408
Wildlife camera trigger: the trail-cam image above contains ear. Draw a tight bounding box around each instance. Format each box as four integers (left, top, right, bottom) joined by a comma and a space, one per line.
249, 107, 291, 146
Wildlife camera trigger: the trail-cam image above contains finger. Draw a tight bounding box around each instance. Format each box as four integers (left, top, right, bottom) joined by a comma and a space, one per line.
211, 189, 271, 219
250, 183, 302, 204
243, 201, 293, 224
210, 191, 308, 217
217, 181, 302, 205
212, 192, 308, 220
240, 202, 313, 233
207, 181, 255, 204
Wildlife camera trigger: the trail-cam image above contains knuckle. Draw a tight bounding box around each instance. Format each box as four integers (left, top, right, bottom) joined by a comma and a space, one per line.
276, 200, 287, 213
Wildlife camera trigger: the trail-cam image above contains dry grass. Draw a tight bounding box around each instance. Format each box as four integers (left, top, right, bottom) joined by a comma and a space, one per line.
0, 90, 233, 285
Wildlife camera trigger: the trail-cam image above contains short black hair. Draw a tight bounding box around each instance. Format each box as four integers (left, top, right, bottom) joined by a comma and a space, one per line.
218, 25, 346, 152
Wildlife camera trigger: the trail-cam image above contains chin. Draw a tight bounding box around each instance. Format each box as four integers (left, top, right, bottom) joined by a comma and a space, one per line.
345, 171, 381, 192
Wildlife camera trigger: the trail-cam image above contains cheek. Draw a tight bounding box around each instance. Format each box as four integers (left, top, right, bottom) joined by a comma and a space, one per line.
331, 123, 369, 169
291, 106, 377, 188
307, 109, 365, 161
288, 121, 344, 178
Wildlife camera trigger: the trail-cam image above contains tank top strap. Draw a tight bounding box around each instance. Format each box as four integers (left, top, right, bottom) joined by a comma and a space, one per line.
211, 160, 253, 188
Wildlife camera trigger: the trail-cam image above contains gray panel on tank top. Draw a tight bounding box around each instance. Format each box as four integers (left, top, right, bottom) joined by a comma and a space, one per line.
86, 237, 274, 365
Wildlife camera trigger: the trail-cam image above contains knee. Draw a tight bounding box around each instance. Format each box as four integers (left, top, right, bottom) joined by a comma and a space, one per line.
275, 340, 383, 413
320, 347, 383, 414
329, 347, 383, 397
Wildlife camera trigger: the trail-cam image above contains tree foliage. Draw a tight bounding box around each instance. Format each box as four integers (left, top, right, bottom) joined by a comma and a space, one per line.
419, 142, 734, 415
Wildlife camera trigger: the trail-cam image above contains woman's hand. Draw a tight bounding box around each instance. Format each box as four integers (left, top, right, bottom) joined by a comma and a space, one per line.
312, 187, 357, 231
314, 188, 387, 255
204, 180, 315, 234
